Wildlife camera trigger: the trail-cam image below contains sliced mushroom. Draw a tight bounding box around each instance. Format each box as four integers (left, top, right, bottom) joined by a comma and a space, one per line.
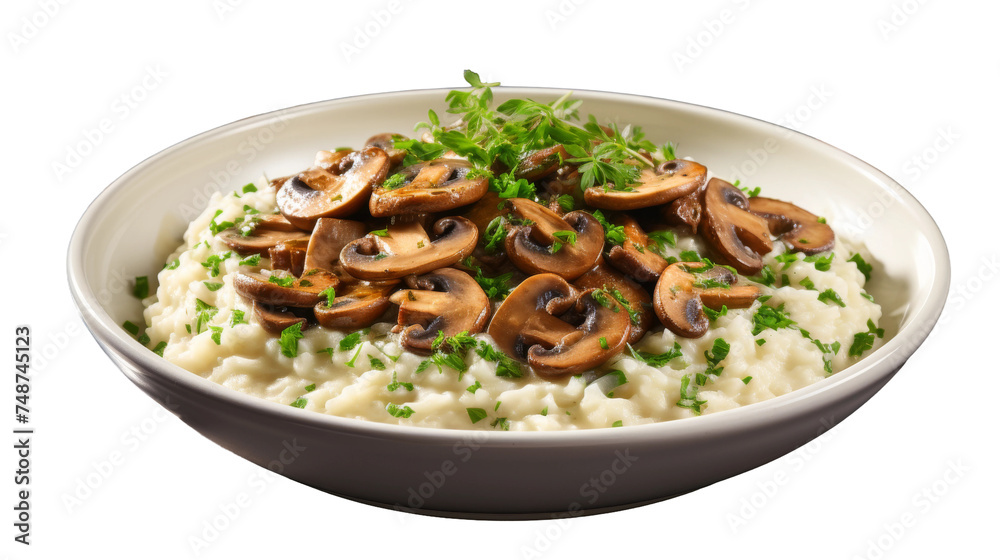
251, 302, 309, 334
749, 197, 835, 254
575, 263, 654, 345
277, 146, 390, 229
364, 133, 408, 167
369, 159, 488, 217
583, 160, 707, 210
513, 145, 569, 181
488, 273, 631, 377
606, 214, 669, 283
303, 217, 368, 272
218, 214, 309, 256
699, 178, 774, 275
339, 216, 478, 280
233, 269, 338, 308
503, 198, 603, 281
268, 238, 309, 277
314, 266, 399, 330
653, 262, 761, 338
387, 268, 490, 354
662, 188, 704, 234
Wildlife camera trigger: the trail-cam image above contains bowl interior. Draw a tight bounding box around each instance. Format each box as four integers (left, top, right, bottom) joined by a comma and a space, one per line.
69, 88, 948, 434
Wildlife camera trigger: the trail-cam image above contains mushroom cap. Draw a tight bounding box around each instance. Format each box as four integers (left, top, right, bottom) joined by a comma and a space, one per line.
268, 238, 309, 277
303, 217, 368, 273
339, 216, 478, 280
364, 133, 408, 167
218, 214, 309, 256
369, 158, 488, 217
314, 266, 399, 330
277, 146, 390, 229
748, 197, 835, 255
503, 198, 603, 281
583, 159, 707, 210
653, 262, 761, 338
513, 145, 570, 181
699, 178, 774, 275
575, 262, 654, 345
605, 214, 669, 283
488, 273, 630, 377
662, 188, 704, 235
233, 269, 339, 308
251, 302, 309, 334
387, 268, 490, 354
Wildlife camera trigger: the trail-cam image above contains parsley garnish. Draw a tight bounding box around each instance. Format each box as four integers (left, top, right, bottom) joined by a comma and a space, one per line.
238, 254, 261, 267
368, 356, 386, 370
387, 372, 414, 392
804, 253, 834, 271
848, 253, 873, 281
381, 173, 407, 190
550, 230, 577, 253
849, 319, 885, 357
491, 172, 537, 200
556, 194, 575, 212
774, 251, 798, 269
278, 322, 304, 358
209, 326, 223, 345
592, 210, 626, 246
290, 398, 308, 409
193, 298, 218, 334
817, 288, 846, 307
627, 342, 683, 367
339, 329, 368, 351
133, 276, 149, 299
230, 309, 246, 327
268, 275, 295, 287
319, 286, 337, 307
612, 420, 624, 428
203, 281, 223, 292
466, 380, 482, 393
386, 403, 415, 418
475, 341, 524, 378
467, 407, 488, 424
752, 303, 796, 335
370, 228, 390, 237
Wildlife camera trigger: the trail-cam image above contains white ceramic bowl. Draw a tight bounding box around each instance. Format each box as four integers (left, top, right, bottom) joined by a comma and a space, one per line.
67, 88, 949, 518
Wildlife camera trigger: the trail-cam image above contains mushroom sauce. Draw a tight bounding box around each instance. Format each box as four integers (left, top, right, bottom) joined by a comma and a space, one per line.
138, 74, 883, 430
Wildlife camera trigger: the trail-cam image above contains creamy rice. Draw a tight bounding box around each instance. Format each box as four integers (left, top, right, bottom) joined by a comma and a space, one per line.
142, 181, 881, 431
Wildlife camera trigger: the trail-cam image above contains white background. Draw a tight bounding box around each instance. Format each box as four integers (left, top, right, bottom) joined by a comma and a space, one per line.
3, 0, 997, 558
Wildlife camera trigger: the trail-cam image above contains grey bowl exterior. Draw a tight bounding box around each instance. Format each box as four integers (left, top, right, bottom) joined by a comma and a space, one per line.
67, 88, 949, 518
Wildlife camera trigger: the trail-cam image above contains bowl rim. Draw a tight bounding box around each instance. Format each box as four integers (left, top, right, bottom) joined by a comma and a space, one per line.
66, 86, 951, 446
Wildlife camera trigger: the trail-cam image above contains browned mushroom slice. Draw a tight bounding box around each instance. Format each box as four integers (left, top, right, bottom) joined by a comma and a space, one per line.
662, 188, 703, 234
268, 238, 309, 277
583, 160, 707, 210
277, 146, 390, 229
575, 263, 654, 345
387, 268, 490, 354
748, 197, 835, 255
369, 159, 488, 217
219, 214, 309, 256
251, 302, 309, 334
233, 269, 339, 308
314, 267, 399, 330
606, 214, 669, 283
488, 273, 631, 377
364, 133, 408, 167
503, 198, 603, 281
699, 178, 774, 275
339, 217, 478, 280
513, 145, 570, 181
303, 217, 368, 273
653, 262, 761, 338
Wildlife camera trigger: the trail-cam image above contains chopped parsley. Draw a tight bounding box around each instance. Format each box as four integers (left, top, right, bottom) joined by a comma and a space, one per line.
751, 303, 796, 335
475, 341, 524, 378
304, 383, 316, 392
646, 230, 677, 253
817, 288, 846, 307
339, 329, 368, 351
133, 276, 149, 299
368, 356, 386, 370
601, 370, 628, 397
627, 342, 683, 367
386, 403, 416, 418
774, 251, 798, 269
466, 380, 482, 393
799, 277, 816, 290
319, 286, 337, 307
466, 408, 488, 424
491, 172, 537, 200
290, 398, 308, 409
677, 374, 707, 414
556, 194, 575, 212
599, 337, 608, 349
742, 376, 753, 385
268, 275, 295, 287
849, 319, 885, 357
208, 209, 235, 236
193, 298, 218, 334
592, 210, 626, 246
201, 252, 232, 277
804, 252, 834, 271
203, 281, 223, 292
209, 326, 223, 345
387, 372, 414, 392
550, 230, 577, 253
482, 216, 508, 254
490, 417, 510, 430
703, 305, 728, 321
230, 309, 247, 327
749, 264, 777, 287
381, 173, 407, 190
164, 258, 180, 270
238, 254, 261, 267
612, 420, 623, 428
278, 322, 304, 358
848, 253, 873, 281
370, 228, 390, 237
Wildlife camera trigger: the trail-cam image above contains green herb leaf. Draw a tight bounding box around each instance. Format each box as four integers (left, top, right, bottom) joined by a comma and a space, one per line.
817, 288, 846, 307
133, 276, 149, 299
467, 407, 488, 424
386, 403, 415, 418
279, 322, 304, 358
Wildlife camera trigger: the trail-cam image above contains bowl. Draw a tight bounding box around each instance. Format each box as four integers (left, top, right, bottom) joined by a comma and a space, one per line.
67, 88, 949, 519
